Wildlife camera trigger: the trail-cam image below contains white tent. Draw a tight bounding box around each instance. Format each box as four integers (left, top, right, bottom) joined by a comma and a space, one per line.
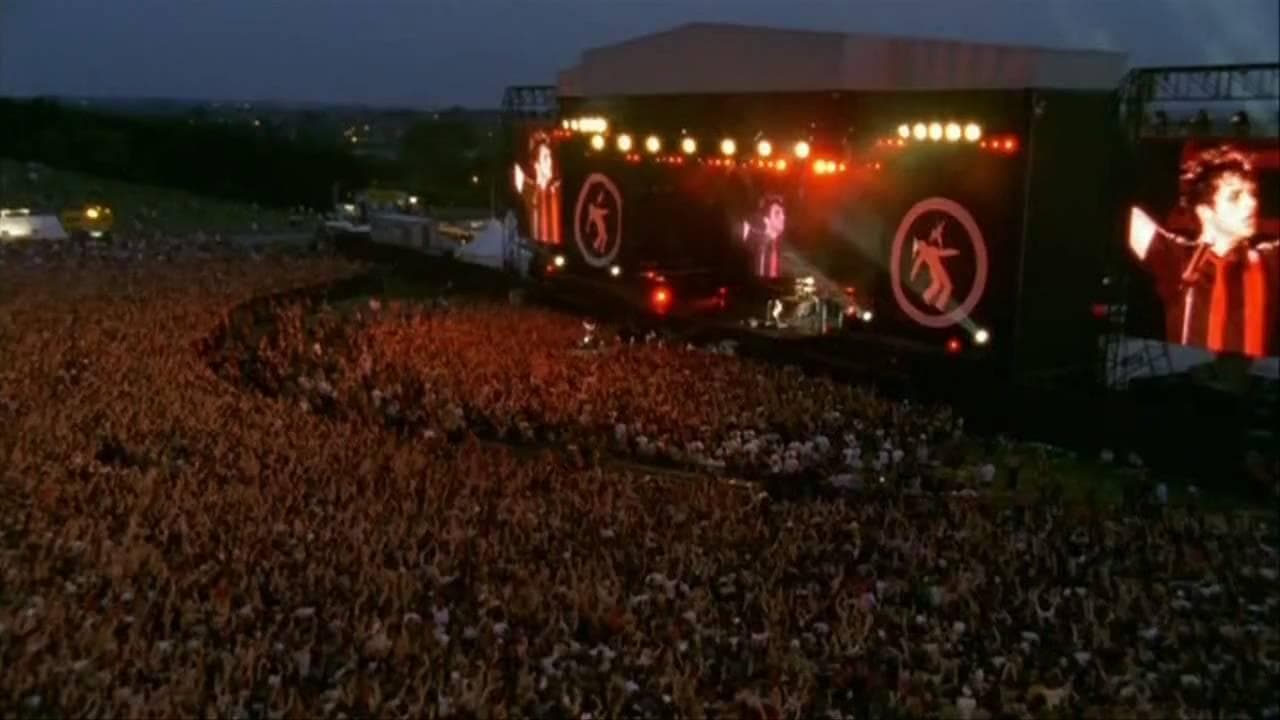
0, 213, 68, 241
455, 217, 509, 270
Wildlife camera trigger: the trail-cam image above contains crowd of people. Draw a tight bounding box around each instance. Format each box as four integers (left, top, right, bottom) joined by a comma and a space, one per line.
211, 297, 980, 493
1, 239, 1278, 718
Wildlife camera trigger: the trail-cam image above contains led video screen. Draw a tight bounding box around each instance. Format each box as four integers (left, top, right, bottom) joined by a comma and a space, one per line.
508, 125, 564, 246
556, 139, 1026, 349
1125, 141, 1279, 358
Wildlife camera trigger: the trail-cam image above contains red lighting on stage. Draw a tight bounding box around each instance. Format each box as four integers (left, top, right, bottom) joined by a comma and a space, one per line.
980, 135, 1020, 154
651, 286, 673, 314
945, 338, 963, 354
812, 159, 844, 175
973, 136, 1017, 153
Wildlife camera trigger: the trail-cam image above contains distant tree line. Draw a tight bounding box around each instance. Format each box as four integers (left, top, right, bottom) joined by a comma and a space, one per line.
396, 107, 500, 209
0, 99, 391, 209
0, 99, 505, 211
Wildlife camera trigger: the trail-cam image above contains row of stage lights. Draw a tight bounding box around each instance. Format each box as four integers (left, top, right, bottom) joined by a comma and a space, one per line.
590, 133, 853, 175
564, 116, 610, 134
891, 121, 1018, 154
563, 117, 1010, 173
877, 135, 1019, 154
563, 117, 991, 148
617, 154, 862, 175
590, 132, 814, 160
898, 121, 983, 143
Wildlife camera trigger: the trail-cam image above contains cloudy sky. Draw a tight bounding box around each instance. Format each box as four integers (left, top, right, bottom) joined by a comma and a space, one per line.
1, 0, 1276, 107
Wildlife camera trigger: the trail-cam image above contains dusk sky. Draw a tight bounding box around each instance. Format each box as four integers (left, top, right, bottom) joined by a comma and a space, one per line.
2, 0, 1277, 108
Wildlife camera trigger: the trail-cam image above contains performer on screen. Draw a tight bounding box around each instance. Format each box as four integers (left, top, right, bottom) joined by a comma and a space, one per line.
742, 194, 786, 278
1129, 145, 1278, 357
513, 131, 562, 245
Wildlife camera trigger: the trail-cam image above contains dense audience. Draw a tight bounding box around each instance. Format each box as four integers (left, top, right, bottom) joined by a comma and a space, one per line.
212, 299, 990, 492
1, 240, 1277, 719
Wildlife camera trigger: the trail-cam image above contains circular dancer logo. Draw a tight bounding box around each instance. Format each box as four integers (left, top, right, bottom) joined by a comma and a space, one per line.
890, 197, 988, 329
573, 173, 623, 268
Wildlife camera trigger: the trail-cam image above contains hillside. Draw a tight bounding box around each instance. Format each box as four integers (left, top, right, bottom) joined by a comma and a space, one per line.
1, 159, 304, 237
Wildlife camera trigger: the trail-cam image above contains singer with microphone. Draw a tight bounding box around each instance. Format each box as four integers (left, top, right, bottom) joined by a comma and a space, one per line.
1128, 145, 1278, 358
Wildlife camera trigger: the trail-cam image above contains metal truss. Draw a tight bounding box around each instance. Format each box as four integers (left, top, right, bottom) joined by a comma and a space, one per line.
501, 86, 558, 120
1120, 64, 1280, 138
1123, 64, 1279, 105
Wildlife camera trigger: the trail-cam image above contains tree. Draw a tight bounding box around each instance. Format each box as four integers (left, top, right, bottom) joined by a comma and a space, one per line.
399, 116, 485, 206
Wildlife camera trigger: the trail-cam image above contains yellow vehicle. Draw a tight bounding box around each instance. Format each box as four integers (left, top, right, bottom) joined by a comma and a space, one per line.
60, 203, 114, 239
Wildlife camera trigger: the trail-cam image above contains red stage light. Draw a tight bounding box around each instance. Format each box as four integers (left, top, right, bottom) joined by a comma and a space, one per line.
1003, 138, 1016, 152
945, 338, 963, 354
651, 287, 672, 314
813, 159, 839, 175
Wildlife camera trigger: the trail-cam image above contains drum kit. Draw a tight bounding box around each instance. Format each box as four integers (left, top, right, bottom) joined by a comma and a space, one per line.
765, 276, 834, 333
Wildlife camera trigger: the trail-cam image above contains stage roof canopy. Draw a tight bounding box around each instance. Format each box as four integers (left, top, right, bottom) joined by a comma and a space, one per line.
558, 23, 1129, 98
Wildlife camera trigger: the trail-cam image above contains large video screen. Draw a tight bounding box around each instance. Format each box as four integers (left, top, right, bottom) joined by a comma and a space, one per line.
1126, 141, 1279, 358
509, 125, 564, 246
557, 140, 1026, 348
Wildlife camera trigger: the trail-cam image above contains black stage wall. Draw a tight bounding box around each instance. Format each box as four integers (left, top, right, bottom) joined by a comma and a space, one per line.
1012, 90, 1118, 384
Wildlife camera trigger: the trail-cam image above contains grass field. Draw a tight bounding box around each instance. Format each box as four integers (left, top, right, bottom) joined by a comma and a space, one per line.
0, 158, 302, 237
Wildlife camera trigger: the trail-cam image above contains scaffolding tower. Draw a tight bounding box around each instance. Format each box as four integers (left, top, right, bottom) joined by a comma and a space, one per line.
500, 86, 558, 121
1119, 63, 1280, 138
